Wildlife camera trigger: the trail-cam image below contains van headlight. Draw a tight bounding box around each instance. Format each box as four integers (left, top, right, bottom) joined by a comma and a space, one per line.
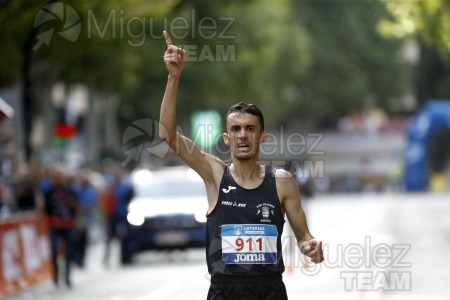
127, 211, 145, 226
194, 211, 207, 223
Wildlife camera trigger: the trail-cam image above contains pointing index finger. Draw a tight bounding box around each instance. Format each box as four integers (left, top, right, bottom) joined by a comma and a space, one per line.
163, 30, 172, 47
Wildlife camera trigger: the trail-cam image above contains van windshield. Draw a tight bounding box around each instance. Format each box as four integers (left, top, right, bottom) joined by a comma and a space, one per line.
134, 179, 206, 198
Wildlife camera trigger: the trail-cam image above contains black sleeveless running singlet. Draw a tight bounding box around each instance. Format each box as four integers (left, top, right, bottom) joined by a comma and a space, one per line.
206, 165, 285, 276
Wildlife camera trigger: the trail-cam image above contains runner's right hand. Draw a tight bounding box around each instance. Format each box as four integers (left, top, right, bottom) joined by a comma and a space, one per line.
163, 31, 185, 77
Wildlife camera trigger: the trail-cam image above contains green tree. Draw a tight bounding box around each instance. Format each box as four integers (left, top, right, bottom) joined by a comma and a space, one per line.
378, 0, 450, 60
378, 0, 450, 107
0, 0, 179, 159
285, 0, 409, 126
123, 0, 311, 127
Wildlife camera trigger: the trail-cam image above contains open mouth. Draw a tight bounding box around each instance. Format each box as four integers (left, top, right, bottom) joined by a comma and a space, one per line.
238, 143, 250, 150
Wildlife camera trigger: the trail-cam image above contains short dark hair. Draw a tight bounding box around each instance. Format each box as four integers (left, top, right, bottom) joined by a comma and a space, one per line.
225, 102, 265, 132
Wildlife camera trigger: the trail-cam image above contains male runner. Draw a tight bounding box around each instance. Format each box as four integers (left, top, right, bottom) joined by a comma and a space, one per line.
159, 31, 324, 300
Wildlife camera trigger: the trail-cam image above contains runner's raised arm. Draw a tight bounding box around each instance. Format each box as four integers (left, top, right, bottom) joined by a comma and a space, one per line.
159, 30, 185, 144
158, 31, 224, 203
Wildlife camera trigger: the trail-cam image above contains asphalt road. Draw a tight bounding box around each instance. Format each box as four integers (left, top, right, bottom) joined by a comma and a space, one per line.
6, 193, 450, 300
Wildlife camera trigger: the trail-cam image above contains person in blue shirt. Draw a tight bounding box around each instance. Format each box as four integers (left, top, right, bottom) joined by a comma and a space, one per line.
73, 170, 99, 268
102, 167, 134, 265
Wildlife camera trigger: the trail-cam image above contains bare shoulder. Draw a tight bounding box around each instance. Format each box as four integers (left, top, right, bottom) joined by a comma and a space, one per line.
274, 168, 295, 182
203, 152, 226, 170
274, 168, 299, 200
201, 152, 226, 185
200, 153, 226, 211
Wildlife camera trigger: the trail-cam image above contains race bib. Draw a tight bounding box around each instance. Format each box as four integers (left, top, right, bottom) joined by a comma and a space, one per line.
221, 224, 278, 264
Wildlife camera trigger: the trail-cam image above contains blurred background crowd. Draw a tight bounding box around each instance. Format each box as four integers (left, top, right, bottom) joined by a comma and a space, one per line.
0, 161, 135, 262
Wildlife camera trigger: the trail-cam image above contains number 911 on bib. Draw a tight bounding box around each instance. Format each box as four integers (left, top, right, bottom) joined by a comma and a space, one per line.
221, 224, 278, 264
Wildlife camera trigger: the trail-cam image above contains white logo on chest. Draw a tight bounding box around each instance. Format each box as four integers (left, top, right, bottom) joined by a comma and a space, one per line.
222, 186, 236, 193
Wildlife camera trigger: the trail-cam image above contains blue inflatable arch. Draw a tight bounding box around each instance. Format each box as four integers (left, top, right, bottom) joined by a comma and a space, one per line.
404, 100, 450, 191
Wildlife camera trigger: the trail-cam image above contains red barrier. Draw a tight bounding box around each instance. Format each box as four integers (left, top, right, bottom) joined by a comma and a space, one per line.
0, 213, 52, 297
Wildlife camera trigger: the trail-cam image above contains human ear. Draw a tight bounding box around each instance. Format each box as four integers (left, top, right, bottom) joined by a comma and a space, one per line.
223, 133, 230, 145
260, 131, 266, 144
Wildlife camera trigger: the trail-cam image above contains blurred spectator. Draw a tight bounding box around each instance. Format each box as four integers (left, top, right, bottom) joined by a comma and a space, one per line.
102, 167, 134, 265
73, 169, 99, 268
42, 167, 79, 287
314, 175, 331, 194
13, 164, 38, 211
292, 163, 314, 199
337, 109, 410, 134
37, 164, 54, 196
100, 176, 116, 266
0, 181, 5, 212
0, 148, 15, 216
1, 149, 14, 180
344, 174, 360, 193
0, 178, 14, 216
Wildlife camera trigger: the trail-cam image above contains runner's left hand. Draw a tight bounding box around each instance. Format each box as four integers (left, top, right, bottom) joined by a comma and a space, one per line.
300, 239, 324, 264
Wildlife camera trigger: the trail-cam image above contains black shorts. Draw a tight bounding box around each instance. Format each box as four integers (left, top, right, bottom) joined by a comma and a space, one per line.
207, 273, 288, 300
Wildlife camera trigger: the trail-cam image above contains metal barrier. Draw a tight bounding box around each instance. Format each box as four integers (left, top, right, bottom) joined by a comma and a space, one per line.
0, 212, 52, 297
